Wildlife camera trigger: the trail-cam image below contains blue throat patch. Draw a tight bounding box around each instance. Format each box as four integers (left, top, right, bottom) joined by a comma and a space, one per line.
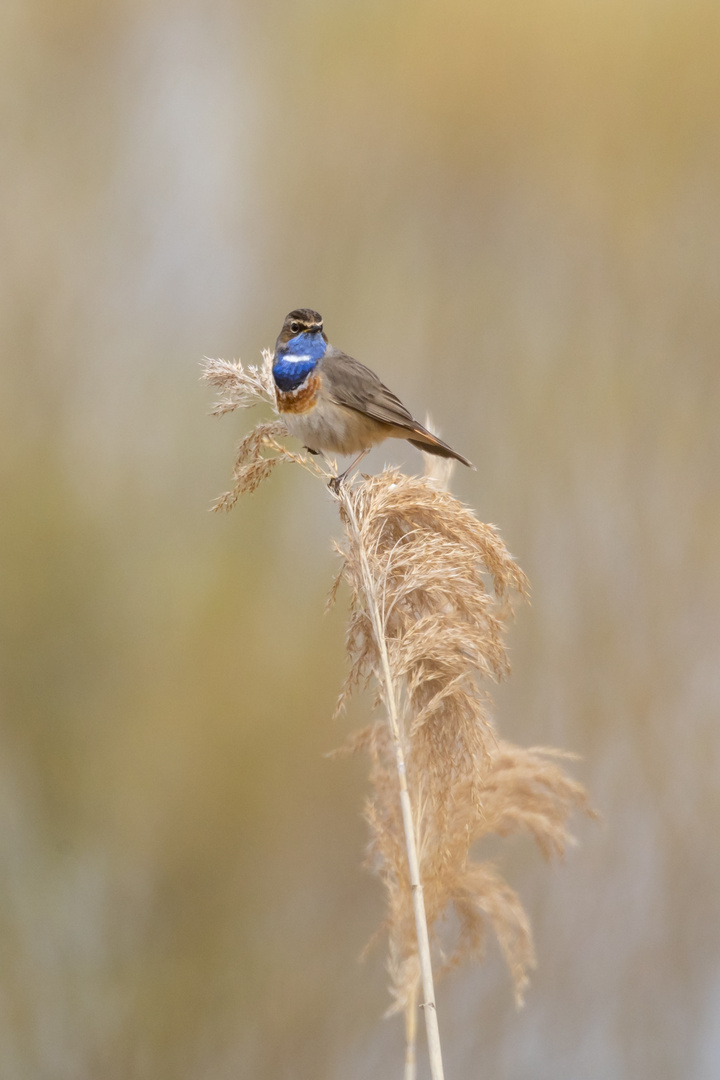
273, 331, 326, 392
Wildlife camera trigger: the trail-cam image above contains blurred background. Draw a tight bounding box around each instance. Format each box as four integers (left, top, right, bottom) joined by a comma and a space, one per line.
1, 1, 719, 1077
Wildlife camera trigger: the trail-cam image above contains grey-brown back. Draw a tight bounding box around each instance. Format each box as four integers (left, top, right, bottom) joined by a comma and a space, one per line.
321, 347, 473, 467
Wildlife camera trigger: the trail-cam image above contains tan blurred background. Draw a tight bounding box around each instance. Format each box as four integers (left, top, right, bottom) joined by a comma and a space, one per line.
1, 1, 719, 1077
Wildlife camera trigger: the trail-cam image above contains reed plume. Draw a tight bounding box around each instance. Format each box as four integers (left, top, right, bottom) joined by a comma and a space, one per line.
203, 353, 593, 1079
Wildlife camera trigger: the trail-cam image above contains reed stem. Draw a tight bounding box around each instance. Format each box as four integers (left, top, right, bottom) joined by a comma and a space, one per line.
339, 487, 445, 1080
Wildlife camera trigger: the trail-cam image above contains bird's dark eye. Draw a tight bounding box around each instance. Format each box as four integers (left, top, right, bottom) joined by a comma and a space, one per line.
290, 321, 300, 333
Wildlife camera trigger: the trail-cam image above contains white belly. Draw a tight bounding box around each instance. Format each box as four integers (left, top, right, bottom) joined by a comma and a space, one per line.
283, 397, 387, 456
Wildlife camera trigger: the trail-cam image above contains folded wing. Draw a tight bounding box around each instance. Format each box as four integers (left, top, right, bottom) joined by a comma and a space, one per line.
322, 348, 473, 467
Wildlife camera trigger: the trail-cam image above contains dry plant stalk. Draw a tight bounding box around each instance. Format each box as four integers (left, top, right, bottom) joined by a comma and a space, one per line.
202, 353, 593, 1079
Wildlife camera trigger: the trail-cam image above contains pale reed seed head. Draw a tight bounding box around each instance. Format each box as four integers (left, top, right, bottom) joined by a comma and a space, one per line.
202, 354, 593, 1012
202, 351, 277, 415
202, 353, 330, 507
332, 471, 593, 1013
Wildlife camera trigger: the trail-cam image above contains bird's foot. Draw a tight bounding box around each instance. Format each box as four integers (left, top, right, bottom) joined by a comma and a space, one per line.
327, 449, 370, 494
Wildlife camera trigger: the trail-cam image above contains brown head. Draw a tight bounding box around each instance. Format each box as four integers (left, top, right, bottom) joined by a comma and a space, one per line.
275, 308, 326, 351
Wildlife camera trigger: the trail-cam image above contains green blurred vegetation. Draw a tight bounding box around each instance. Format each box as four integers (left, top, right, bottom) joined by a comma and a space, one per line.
1, 1, 719, 1077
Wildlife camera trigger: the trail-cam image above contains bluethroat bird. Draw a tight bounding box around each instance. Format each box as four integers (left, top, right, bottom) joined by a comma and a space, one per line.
272, 309, 473, 487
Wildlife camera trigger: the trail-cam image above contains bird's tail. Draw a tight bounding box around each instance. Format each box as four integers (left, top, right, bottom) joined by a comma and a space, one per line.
408, 424, 474, 469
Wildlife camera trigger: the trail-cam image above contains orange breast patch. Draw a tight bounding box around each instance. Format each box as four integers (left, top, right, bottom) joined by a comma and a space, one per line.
276, 372, 321, 415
